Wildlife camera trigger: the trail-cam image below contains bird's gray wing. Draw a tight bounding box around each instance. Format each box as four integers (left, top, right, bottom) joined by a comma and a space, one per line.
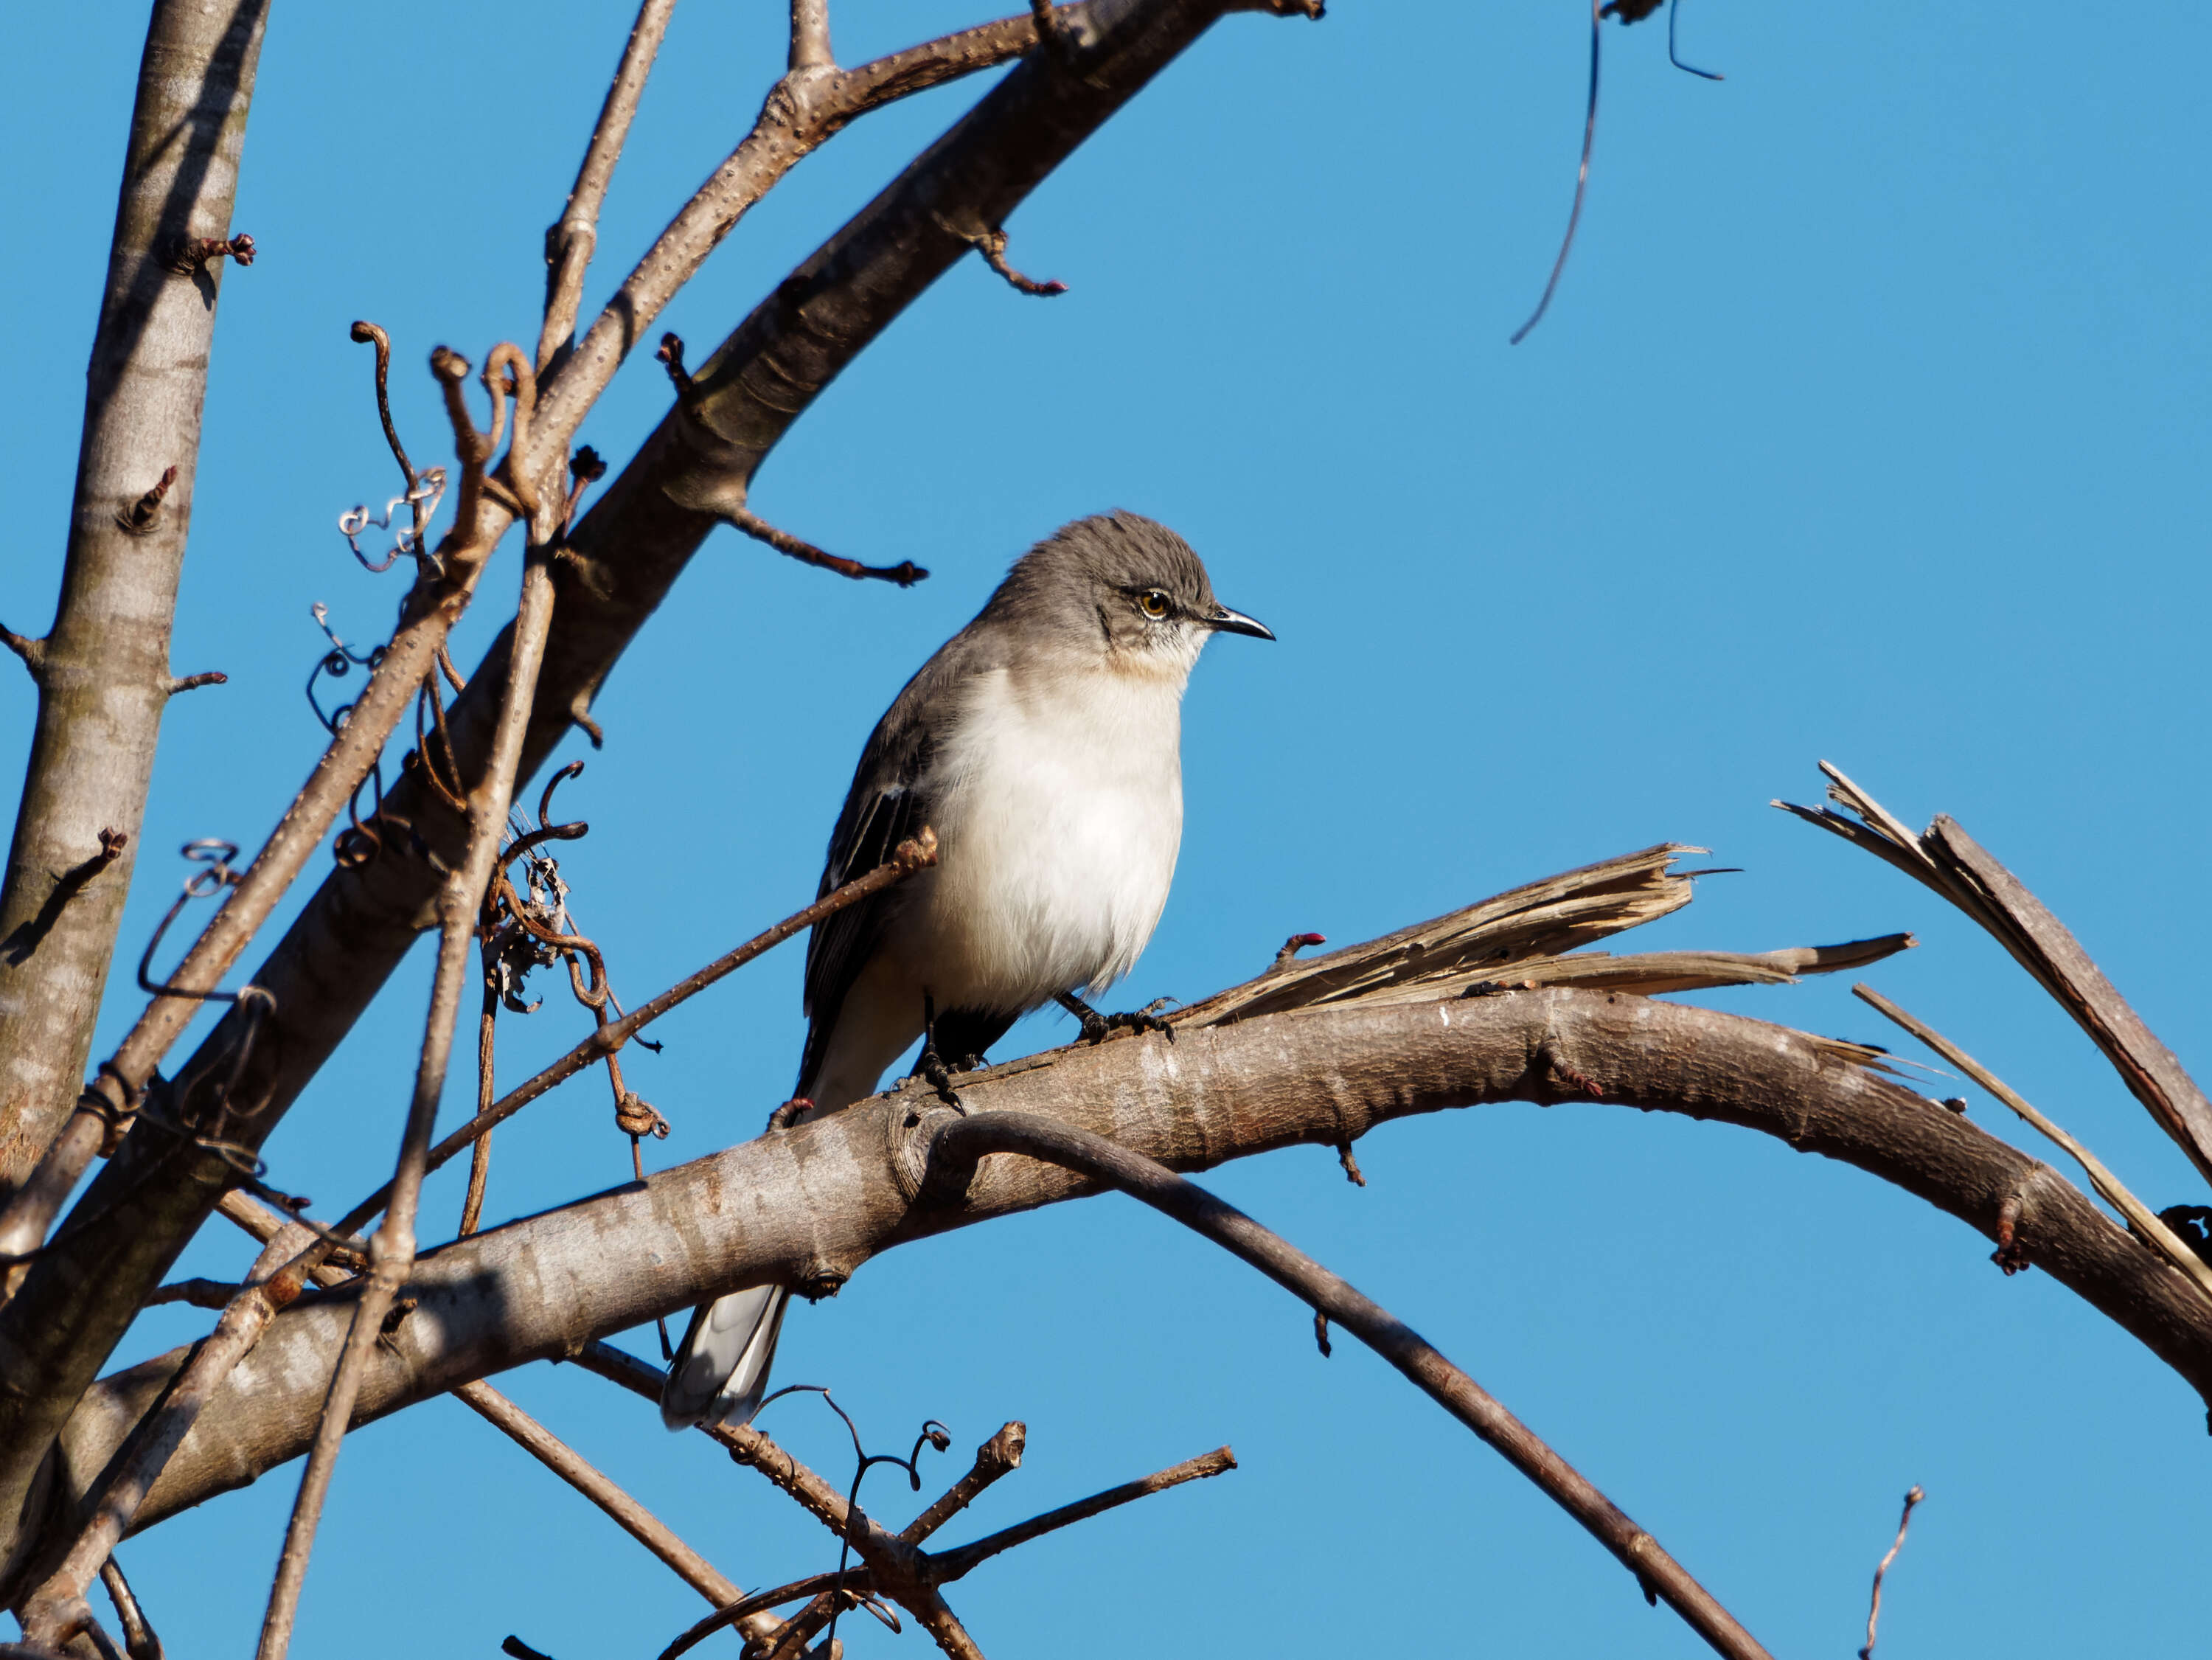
795, 631, 987, 1097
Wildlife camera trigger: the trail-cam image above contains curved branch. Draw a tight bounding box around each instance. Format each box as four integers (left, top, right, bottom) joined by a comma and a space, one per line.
55, 989, 2212, 1549
920, 1111, 1768, 1659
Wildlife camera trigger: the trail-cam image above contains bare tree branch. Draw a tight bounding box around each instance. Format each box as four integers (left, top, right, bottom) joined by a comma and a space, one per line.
16, 1226, 308, 1647
257, 502, 555, 1660
95, 1557, 160, 1660
327, 827, 937, 1243
790, 0, 833, 72
1855, 985, 2212, 1303
926, 1446, 1234, 1582
56, 987, 2212, 1552
0, 0, 1251, 1530
0, 0, 270, 1198
0, 355, 531, 1546
1781, 762, 2212, 1184
452, 1381, 742, 1606
539, 0, 681, 373
911, 1111, 1766, 1658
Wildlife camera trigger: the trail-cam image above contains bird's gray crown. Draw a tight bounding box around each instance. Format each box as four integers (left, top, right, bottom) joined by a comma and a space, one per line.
978, 510, 1222, 658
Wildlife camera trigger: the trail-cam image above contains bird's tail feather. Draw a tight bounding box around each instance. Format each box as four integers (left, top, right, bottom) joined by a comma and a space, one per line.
660, 1283, 789, 1431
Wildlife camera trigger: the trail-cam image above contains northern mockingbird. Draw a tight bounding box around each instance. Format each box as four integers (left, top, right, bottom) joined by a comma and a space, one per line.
660, 510, 1271, 1429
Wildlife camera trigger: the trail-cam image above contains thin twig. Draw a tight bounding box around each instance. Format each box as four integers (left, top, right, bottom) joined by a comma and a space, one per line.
453, 1381, 742, 1604
540, 0, 681, 372
929, 1448, 1235, 1581
97, 1557, 162, 1660
723, 507, 928, 586
1857, 1485, 1924, 1660
916, 1110, 1775, 1660
970, 228, 1066, 296
1852, 985, 2212, 1305
529, 5, 1082, 456
256, 549, 557, 1660
327, 829, 937, 1240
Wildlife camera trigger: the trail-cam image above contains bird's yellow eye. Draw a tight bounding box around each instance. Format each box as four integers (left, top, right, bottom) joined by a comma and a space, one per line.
1138, 590, 1169, 619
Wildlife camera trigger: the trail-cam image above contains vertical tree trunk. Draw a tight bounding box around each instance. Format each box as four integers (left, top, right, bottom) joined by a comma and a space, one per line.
0, 0, 271, 1193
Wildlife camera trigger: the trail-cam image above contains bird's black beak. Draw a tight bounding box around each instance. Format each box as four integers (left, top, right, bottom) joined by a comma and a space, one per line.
1207, 605, 1275, 641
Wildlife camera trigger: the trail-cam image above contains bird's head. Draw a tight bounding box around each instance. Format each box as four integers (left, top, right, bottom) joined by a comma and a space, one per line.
990, 510, 1273, 679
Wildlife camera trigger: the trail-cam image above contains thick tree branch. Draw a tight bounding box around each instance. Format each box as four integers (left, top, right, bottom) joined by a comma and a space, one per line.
54, 990, 2212, 1553
0, 0, 269, 1198
0, 0, 1246, 1546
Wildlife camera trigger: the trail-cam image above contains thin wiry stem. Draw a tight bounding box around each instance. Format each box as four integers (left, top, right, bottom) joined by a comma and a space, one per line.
1857, 1486, 1924, 1660
459, 976, 496, 1236
255, 552, 557, 1660
1510, 0, 1601, 344
539, 0, 680, 373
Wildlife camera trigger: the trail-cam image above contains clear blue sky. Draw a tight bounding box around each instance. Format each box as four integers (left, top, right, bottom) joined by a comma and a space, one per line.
4, 1, 2209, 1655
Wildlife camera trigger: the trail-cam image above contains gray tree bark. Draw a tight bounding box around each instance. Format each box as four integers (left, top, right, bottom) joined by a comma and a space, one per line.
0, 0, 268, 1191
39, 989, 2212, 1559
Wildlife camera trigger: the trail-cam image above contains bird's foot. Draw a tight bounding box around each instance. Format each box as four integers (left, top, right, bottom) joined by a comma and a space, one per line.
916, 1048, 966, 1111
1055, 990, 1176, 1045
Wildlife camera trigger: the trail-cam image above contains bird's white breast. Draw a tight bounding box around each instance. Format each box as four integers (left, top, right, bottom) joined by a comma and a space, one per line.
909, 656, 1186, 1010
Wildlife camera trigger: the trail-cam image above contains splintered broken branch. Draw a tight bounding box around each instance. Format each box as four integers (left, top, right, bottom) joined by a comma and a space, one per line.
911, 1111, 1773, 1660
1781, 762, 2212, 1187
